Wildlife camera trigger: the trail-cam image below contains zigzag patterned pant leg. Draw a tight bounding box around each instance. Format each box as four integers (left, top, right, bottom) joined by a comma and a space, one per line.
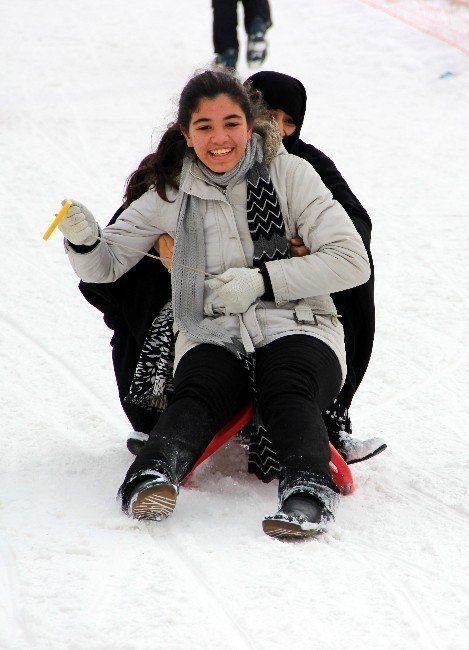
254, 335, 342, 477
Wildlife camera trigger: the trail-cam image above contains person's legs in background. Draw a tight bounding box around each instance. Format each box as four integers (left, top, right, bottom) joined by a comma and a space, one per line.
212, 0, 239, 69
212, 0, 272, 69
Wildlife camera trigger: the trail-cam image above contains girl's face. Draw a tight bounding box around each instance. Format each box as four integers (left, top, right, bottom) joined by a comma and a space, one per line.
183, 94, 253, 173
269, 109, 297, 138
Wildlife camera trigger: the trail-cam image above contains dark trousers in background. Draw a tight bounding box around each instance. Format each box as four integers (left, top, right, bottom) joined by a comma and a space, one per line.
125, 335, 342, 485
212, 0, 272, 53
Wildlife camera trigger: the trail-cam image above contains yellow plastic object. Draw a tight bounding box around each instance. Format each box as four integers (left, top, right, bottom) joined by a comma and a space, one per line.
42, 200, 73, 240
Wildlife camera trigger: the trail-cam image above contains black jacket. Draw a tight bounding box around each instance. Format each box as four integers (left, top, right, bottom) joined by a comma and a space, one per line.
79, 205, 171, 432
299, 141, 375, 410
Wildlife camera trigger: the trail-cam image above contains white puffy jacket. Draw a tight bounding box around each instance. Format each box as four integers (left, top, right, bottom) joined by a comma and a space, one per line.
66, 143, 370, 381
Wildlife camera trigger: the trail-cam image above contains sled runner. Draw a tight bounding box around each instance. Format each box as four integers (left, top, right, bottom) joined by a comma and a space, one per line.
184, 402, 355, 495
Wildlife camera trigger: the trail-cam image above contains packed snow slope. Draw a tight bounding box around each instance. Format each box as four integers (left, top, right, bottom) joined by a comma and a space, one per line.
1, 1, 468, 648
356, 0, 469, 54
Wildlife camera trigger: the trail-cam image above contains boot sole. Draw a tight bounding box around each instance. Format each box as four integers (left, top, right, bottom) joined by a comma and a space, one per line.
262, 518, 322, 540
130, 484, 177, 521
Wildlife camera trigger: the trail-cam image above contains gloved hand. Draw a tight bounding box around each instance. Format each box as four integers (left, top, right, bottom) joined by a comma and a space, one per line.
58, 200, 99, 246
203, 276, 225, 316
212, 267, 265, 315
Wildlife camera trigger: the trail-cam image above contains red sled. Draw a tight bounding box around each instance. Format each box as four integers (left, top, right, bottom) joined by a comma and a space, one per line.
185, 402, 354, 495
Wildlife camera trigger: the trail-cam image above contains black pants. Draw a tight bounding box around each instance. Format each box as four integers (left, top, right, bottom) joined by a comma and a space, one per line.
123, 335, 342, 487
212, 0, 272, 53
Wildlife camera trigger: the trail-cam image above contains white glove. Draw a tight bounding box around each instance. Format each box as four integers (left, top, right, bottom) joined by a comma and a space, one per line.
58, 200, 99, 246
212, 267, 265, 315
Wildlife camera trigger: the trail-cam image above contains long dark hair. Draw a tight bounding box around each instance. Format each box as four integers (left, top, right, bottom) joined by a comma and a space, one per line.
123, 68, 268, 205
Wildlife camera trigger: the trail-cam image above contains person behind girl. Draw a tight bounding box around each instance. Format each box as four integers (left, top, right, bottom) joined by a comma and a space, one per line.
59, 68, 370, 538
246, 70, 385, 464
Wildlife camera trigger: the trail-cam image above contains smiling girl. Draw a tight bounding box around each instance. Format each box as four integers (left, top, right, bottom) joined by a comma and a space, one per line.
59, 68, 370, 539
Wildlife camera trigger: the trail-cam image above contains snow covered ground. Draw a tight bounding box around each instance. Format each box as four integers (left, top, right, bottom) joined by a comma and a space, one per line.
356, 0, 469, 54
1, 0, 468, 647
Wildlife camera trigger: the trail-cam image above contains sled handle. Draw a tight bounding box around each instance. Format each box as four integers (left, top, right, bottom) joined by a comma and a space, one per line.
42, 200, 73, 240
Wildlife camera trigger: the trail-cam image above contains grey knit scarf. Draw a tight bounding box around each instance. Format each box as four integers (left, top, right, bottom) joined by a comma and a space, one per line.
172, 135, 262, 357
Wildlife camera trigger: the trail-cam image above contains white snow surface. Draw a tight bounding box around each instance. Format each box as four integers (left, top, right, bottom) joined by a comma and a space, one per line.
1, 1, 469, 648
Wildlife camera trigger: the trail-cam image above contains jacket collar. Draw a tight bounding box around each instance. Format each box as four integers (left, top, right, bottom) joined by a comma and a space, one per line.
178, 161, 230, 201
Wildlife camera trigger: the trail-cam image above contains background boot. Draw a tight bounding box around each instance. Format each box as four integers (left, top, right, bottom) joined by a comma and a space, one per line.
213, 48, 238, 69
246, 17, 268, 67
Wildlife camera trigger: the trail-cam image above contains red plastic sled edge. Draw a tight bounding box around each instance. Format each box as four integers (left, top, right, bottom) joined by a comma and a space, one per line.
184, 402, 354, 495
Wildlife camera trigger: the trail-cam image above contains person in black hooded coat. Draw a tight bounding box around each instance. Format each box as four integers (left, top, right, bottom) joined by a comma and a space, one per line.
246, 71, 382, 457
79, 71, 385, 464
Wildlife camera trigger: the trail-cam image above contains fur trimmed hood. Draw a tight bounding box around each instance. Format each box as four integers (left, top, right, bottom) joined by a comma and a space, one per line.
253, 119, 283, 165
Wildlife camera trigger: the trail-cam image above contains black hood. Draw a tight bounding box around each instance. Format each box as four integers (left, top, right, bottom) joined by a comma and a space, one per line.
246, 71, 307, 154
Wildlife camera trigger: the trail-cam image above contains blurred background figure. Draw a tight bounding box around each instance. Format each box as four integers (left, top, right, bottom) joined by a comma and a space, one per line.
212, 0, 272, 69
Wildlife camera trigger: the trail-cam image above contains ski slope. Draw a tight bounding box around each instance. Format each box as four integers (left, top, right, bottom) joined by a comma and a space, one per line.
1, 1, 468, 648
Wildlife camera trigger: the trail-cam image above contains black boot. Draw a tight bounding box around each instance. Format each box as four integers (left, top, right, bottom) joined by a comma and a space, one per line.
246, 16, 268, 67
119, 458, 179, 521
213, 48, 238, 69
283, 494, 324, 523
323, 400, 387, 464
334, 433, 387, 464
126, 430, 149, 456
263, 470, 339, 540
129, 478, 178, 521
263, 494, 327, 539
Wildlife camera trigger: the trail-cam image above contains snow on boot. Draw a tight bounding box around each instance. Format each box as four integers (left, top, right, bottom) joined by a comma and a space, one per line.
247, 17, 268, 67
213, 48, 238, 70
263, 494, 329, 539
126, 431, 149, 456
247, 34, 267, 67
323, 399, 387, 464
263, 470, 339, 540
336, 433, 387, 465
